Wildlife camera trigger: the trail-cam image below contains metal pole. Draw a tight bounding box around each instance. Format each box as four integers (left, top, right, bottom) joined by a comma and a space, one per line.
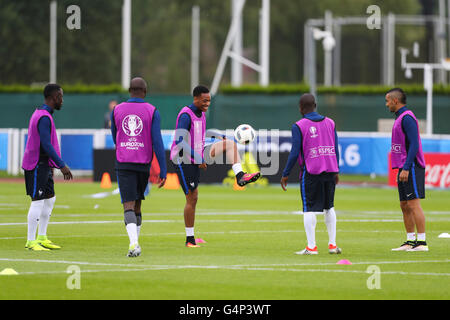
424, 64, 433, 135
231, 0, 243, 87
382, 13, 395, 86
303, 23, 311, 84
324, 10, 333, 86
259, 0, 270, 86
381, 15, 388, 85
308, 26, 317, 98
50, 0, 57, 83
448, 0, 450, 55
121, 0, 131, 89
387, 13, 395, 86
332, 20, 341, 86
191, 6, 200, 92
438, 0, 447, 83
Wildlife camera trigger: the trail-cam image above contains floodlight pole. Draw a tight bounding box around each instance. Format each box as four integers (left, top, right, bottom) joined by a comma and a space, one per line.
448, 0, 450, 54
438, 0, 447, 84
424, 64, 433, 135
382, 13, 396, 86
121, 0, 132, 89
259, 0, 270, 86
50, 0, 57, 83
191, 6, 200, 92
231, 0, 243, 87
307, 26, 317, 98
324, 10, 333, 86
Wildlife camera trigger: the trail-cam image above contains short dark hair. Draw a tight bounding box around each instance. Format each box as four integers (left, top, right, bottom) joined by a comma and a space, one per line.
387, 87, 406, 104
299, 93, 316, 111
193, 85, 209, 97
44, 83, 61, 98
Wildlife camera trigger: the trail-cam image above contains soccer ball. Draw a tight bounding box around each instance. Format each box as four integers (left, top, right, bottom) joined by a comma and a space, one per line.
234, 124, 256, 145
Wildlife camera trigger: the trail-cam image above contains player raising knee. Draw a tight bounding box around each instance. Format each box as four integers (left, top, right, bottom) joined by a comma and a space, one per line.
170, 85, 260, 247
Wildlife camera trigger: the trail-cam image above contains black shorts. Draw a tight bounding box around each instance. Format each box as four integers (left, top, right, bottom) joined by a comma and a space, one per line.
116, 169, 150, 203
397, 165, 425, 201
173, 162, 200, 195
24, 162, 55, 200
300, 171, 337, 212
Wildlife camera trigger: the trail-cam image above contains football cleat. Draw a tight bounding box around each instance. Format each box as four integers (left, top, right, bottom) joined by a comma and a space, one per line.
406, 241, 429, 252
328, 244, 342, 254
295, 246, 318, 255
185, 236, 200, 247
127, 243, 141, 257
37, 236, 61, 250
185, 242, 200, 248
237, 172, 261, 187
391, 240, 416, 251
25, 240, 50, 251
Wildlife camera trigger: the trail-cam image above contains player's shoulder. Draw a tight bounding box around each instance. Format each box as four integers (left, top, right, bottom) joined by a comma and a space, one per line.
144, 102, 156, 108
113, 102, 126, 112
400, 110, 417, 125
325, 116, 335, 125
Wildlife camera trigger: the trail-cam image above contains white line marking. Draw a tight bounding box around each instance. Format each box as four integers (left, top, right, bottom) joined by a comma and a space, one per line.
1, 258, 448, 277
3, 217, 450, 227
13, 268, 450, 277
1, 257, 448, 269
0, 210, 449, 217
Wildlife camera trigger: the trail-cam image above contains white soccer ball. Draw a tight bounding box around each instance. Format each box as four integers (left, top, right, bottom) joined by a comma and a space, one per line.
234, 124, 256, 145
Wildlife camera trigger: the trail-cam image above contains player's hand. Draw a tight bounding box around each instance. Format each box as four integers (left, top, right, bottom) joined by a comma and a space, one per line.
158, 177, 166, 189
280, 176, 288, 191
199, 163, 207, 170
399, 169, 409, 183
335, 173, 339, 185
60, 165, 73, 181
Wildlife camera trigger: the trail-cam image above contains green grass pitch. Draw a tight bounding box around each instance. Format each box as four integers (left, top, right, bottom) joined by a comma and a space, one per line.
0, 181, 449, 300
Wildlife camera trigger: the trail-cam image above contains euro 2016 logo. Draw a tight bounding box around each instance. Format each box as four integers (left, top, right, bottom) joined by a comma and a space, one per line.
309, 126, 318, 138
122, 115, 143, 137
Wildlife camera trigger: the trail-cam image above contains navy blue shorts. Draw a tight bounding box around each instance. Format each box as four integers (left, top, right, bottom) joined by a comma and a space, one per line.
300, 171, 337, 212
24, 162, 55, 200
116, 169, 149, 203
173, 162, 200, 195
397, 165, 425, 201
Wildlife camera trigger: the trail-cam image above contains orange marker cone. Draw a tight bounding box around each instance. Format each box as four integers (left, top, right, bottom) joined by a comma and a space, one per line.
163, 173, 180, 190
100, 172, 112, 189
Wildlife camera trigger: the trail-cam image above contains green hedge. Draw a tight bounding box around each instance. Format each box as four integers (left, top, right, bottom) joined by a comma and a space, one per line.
220, 83, 450, 95
2, 83, 450, 95
0, 83, 126, 94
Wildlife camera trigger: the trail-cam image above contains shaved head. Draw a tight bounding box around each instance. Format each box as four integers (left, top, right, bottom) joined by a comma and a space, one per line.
385, 87, 407, 113
129, 77, 147, 98
386, 88, 406, 104
299, 93, 316, 115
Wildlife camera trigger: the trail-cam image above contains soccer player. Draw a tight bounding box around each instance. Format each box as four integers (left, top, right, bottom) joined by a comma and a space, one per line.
386, 88, 428, 252
111, 77, 167, 257
22, 83, 73, 251
280, 93, 341, 255
170, 85, 261, 247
